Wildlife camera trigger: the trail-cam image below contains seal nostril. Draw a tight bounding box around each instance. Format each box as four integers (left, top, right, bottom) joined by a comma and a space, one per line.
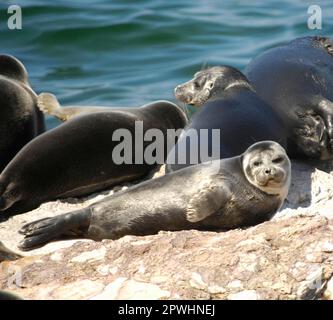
265, 169, 271, 175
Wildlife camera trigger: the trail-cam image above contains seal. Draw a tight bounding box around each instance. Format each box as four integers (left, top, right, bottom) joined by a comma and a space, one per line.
166, 66, 287, 172
0, 55, 45, 171
18, 141, 291, 250
0, 98, 187, 217
245, 36, 333, 160
0, 241, 22, 262
0, 290, 23, 300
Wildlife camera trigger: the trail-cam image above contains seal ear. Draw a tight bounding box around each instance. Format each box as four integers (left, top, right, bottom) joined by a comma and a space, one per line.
0, 55, 28, 83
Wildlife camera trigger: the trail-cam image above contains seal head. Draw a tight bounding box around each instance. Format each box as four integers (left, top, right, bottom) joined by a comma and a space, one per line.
242, 141, 291, 200
174, 66, 252, 107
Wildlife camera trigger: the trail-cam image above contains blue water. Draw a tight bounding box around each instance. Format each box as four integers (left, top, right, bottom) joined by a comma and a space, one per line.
0, 0, 333, 129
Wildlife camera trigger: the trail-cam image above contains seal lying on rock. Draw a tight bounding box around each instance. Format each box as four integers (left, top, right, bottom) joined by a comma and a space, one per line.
0, 55, 45, 171
166, 66, 287, 172
0, 241, 22, 262
0, 290, 23, 300
18, 141, 291, 250
0, 97, 187, 217
245, 36, 333, 160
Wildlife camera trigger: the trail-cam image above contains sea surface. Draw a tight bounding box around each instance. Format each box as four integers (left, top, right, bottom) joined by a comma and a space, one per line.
0, 0, 333, 129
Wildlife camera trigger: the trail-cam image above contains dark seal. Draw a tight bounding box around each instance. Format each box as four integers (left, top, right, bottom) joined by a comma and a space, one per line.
18, 141, 291, 250
0, 241, 22, 262
245, 36, 333, 160
0, 290, 23, 300
166, 66, 287, 172
0, 99, 186, 217
0, 55, 45, 171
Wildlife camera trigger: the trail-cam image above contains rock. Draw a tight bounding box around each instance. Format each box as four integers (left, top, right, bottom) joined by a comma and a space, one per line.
228, 290, 259, 300
277, 161, 333, 219
1, 215, 333, 300
91, 278, 171, 300
1, 161, 333, 299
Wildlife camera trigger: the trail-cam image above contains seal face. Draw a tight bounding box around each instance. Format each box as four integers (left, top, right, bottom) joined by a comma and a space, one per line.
174, 66, 252, 106
245, 36, 333, 160
0, 97, 187, 217
0, 55, 45, 171
18, 141, 291, 251
242, 141, 291, 200
167, 66, 287, 172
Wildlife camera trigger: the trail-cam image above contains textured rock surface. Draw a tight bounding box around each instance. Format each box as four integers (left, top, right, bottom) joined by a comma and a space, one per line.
1, 216, 333, 300
0, 161, 333, 300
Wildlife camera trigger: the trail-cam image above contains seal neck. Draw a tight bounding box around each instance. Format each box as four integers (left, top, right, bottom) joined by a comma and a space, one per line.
224, 80, 253, 92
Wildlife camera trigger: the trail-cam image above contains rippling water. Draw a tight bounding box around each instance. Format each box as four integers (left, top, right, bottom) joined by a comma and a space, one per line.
1, 0, 333, 128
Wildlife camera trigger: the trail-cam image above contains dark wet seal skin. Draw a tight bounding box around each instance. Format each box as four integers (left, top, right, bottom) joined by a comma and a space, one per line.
18, 141, 291, 251
0, 54, 45, 171
0, 290, 23, 300
0, 98, 187, 218
0, 241, 22, 262
245, 36, 333, 160
167, 65, 287, 172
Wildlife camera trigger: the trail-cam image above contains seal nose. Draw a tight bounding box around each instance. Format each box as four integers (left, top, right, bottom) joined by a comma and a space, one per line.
174, 85, 193, 104
264, 167, 275, 175
174, 85, 183, 100
174, 85, 181, 95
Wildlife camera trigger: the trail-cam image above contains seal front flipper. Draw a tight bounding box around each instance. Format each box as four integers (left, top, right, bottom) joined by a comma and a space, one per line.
293, 112, 327, 158
316, 98, 333, 151
18, 208, 91, 251
186, 180, 231, 222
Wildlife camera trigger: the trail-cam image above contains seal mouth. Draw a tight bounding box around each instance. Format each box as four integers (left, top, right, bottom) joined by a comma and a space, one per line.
256, 175, 283, 187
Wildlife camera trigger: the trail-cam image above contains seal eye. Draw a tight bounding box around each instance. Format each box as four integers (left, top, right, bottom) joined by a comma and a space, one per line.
207, 81, 214, 89
272, 157, 284, 163
193, 81, 200, 89
253, 161, 261, 167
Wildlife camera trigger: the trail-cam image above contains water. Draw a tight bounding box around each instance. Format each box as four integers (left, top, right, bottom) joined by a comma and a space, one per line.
0, 0, 333, 129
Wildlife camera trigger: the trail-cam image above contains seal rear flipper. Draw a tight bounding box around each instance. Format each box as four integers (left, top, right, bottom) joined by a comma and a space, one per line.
19, 208, 91, 251
37, 92, 69, 121
186, 179, 231, 222
37, 93, 112, 122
